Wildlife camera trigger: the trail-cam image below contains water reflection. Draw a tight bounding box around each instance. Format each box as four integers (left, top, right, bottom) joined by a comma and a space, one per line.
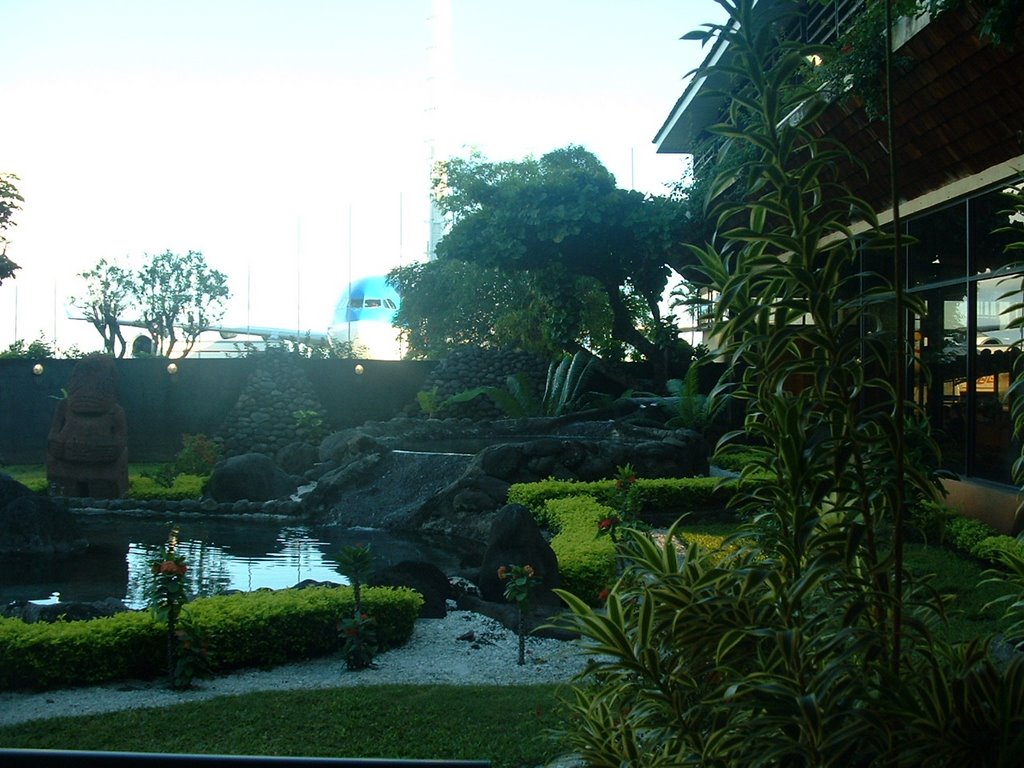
1, 516, 478, 610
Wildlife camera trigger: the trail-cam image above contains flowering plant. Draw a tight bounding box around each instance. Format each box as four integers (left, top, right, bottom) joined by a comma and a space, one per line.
499, 563, 541, 665
144, 526, 196, 689
337, 543, 378, 670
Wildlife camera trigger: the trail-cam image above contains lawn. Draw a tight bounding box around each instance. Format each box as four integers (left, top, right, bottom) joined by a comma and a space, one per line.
0, 685, 568, 768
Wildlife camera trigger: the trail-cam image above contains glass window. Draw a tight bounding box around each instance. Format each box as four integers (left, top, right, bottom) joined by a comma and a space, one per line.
913, 287, 968, 476
906, 200, 966, 289
971, 275, 1022, 484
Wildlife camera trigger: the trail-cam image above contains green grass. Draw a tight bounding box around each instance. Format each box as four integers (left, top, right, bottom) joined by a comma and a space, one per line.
1, 463, 207, 499
0, 684, 568, 768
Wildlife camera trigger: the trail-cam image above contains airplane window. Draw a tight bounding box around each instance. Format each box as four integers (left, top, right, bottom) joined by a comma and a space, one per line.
364, 299, 382, 308
348, 299, 362, 308
385, 299, 397, 309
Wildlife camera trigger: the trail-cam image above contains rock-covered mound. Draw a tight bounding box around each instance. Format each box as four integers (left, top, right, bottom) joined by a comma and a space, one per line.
216, 349, 328, 458
304, 403, 709, 544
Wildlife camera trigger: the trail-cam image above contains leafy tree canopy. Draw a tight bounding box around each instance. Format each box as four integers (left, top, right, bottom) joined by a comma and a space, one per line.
0, 172, 24, 286
398, 146, 699, 373
73, 250, 230, 359
70, 258, 134, 358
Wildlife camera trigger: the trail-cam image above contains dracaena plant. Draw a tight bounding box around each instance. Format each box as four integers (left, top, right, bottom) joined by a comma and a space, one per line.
555, 1, 1023, 765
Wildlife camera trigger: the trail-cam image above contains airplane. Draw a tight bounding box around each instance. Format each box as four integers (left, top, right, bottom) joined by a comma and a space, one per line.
68, 274, 404, 360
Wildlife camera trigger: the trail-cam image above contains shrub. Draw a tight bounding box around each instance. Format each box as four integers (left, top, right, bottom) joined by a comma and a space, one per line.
174, 433, 221, 476
128, 473, 207, 501
907, 500, 958, 546
542, 495, 619, 602
947, 516, 998, 556
508, 476, 754, 523
0, 586, 422, 690
972, 535, 1024, 565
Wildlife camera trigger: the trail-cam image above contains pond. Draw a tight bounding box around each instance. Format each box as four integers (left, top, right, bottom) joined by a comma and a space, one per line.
0, 515, 480, 610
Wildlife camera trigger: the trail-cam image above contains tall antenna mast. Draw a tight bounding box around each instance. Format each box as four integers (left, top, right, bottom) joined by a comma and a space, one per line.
427, 0, 453, 260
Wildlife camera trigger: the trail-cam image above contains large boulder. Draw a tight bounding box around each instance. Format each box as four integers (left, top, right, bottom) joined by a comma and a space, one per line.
275, 441, 319, 476
1, 597, 126, 623
204, 452, 298, 503
477, 504, 561, 605
370, 560, 453, 618
0, 474, 86, 554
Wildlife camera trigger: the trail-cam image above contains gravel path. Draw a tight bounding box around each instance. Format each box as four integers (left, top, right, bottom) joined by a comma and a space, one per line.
0, 610, 595, 728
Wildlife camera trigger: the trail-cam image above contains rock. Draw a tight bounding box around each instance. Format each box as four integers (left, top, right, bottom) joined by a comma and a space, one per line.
370, 560, 452, 618
1, 597, 127, 623
477, 504, 561, 604
0, 482, 87, 555
204, 453, 298, 503
275, 441, 319, 475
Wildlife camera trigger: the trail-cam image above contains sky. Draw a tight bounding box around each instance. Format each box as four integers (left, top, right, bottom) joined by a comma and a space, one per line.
0, 0, 724, 354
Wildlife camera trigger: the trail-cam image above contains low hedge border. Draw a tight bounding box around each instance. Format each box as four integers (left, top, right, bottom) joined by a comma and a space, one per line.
0, 585, 423, 691
507, 476, 755, 523
910, 501, 1024, 568
533, 494, 734, 604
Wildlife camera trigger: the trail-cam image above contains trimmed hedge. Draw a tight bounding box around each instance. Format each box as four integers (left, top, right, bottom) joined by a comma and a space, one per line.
0, 585, 422, 691
507, 476, 755, 522
542, 496, 619, 602
128, 473, 208, 501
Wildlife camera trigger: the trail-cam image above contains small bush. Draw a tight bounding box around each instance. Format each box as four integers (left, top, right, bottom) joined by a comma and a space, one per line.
972, 535, 1024, 565
908, 501, 958, 546
947, 516, 998, 556
175, 433, 221, 475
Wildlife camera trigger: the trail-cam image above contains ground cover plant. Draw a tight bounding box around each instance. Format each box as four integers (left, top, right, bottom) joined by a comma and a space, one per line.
0, 684, 567, 768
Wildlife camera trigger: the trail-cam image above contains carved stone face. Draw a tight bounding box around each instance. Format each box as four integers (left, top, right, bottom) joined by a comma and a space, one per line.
66, 356, 118, 415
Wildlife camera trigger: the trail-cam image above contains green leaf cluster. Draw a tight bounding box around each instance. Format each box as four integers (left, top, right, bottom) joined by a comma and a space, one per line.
0, 586, 422, 690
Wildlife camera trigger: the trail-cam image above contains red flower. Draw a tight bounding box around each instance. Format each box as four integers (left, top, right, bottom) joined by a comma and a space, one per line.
497, 565, 508, 580
598, 517, 619, 531
598, 588, 610, 602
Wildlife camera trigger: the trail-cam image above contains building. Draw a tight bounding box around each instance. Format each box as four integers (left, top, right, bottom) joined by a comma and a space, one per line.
655, 0, 1024, 531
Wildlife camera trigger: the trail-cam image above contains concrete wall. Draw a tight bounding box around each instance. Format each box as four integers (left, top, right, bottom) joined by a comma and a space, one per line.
0, 357, 436, 465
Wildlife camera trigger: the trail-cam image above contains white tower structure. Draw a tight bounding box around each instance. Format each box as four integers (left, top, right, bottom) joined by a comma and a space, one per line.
426, 0, 453, 260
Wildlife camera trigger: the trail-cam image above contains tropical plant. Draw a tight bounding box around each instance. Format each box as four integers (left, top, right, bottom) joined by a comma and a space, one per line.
336, 543, 377, 670
556, 1, 1023, 765
665, 363, 717, 433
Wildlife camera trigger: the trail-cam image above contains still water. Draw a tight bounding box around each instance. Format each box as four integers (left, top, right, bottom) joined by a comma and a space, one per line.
0, 516, 478, 609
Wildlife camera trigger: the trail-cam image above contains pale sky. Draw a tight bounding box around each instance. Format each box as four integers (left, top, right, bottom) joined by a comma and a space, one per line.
0, 0, 723, 353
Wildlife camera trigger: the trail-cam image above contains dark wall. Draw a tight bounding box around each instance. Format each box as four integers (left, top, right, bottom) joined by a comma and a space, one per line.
0, 357, 436, 465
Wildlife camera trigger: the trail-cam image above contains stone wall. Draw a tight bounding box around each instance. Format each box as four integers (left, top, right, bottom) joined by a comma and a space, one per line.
419, 347, 552, 420
0, 355, 435, 464
215, 349, 328, 458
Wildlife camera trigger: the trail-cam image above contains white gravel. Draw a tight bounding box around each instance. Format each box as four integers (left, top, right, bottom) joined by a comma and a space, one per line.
0, 609, 594, 728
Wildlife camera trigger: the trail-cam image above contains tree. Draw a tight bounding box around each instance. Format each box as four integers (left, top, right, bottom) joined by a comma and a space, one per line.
70, 258, 134, 358
0, 172, 24, 286
419, 146, 698, 374
387, 258, 616, 359
133, 250, 230, 358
